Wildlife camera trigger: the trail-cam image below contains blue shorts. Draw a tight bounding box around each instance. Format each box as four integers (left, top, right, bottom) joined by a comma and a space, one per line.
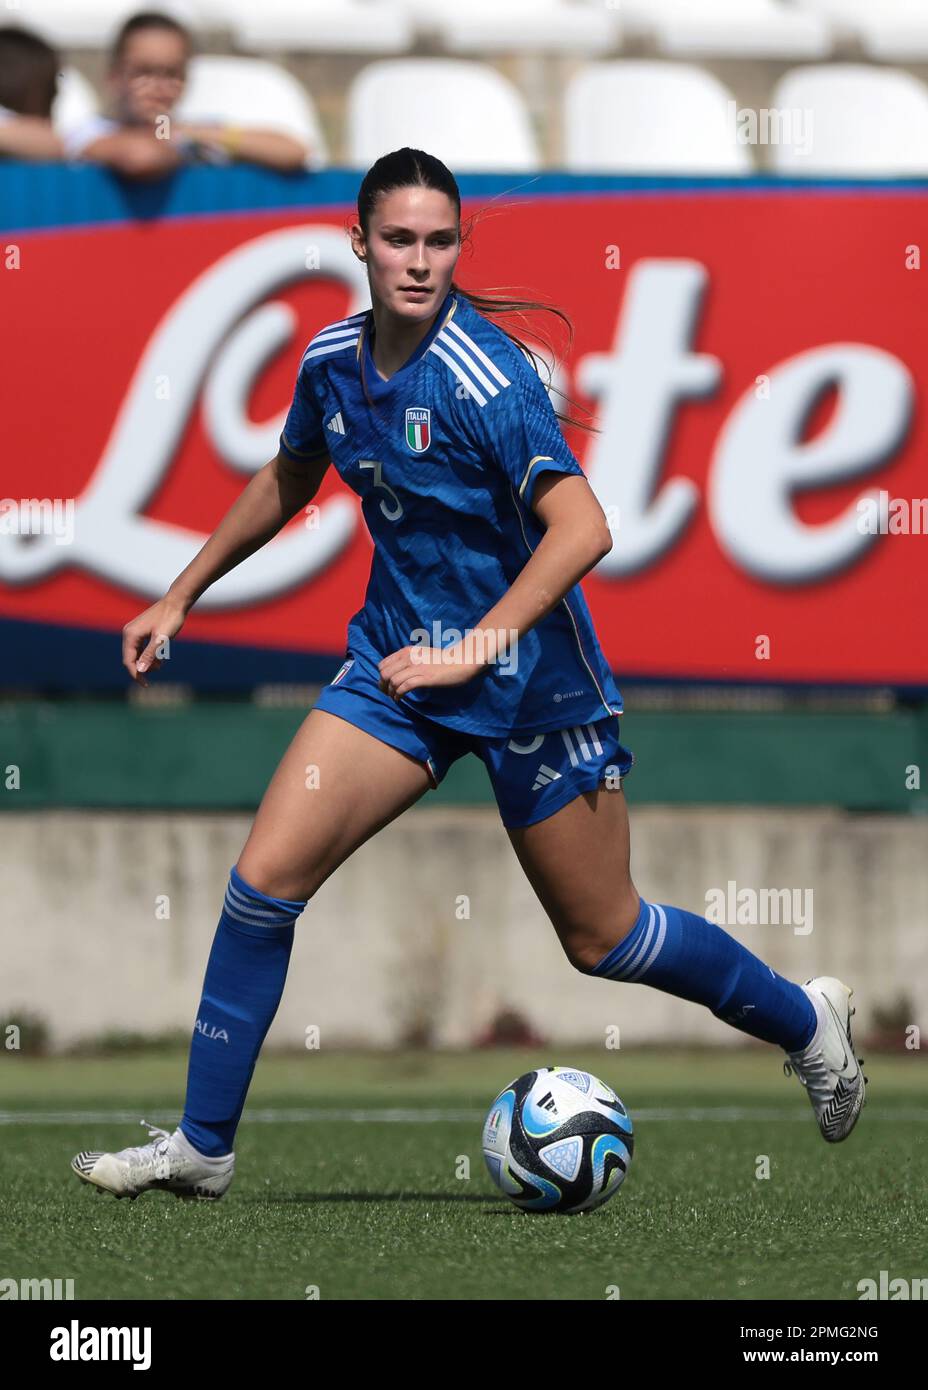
313, 646, 635, 830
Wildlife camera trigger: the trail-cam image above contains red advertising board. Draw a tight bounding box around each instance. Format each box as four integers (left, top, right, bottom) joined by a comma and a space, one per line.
1, 184, 925, 684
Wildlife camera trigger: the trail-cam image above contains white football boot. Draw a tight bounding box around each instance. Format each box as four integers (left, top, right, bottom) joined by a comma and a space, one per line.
782, 977, 868, 1142
71, 1120, 234, 1200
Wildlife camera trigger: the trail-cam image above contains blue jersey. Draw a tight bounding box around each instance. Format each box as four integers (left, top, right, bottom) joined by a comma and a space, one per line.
279, 287, 623, 736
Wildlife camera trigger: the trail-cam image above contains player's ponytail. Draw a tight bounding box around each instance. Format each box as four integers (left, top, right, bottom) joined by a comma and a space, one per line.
356, 147, 599, 436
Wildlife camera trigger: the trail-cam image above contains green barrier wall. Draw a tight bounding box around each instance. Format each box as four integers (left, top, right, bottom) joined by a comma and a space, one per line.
1, 701, 926, 812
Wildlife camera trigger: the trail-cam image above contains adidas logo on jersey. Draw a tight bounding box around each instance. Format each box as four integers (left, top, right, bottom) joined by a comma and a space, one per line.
532, 764, 562, 791
326, 411, 346, 435
428, 318, 512, 408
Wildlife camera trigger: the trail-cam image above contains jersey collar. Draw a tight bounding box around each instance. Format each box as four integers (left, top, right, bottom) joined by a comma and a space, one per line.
359, 288, 457, 398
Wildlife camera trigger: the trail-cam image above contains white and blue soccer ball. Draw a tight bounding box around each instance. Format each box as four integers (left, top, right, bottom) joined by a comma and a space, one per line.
482, 1066, 634, 1214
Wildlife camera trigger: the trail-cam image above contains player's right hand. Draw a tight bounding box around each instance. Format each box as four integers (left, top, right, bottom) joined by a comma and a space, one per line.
122, 597, 188, 687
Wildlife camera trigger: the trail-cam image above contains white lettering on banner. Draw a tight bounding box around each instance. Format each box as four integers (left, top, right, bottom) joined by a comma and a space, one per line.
0, 243, 915, 603
581, 260, 720, 574
0, 226, 362, 606
711, 346, 913, 581
581, 260, 913, 581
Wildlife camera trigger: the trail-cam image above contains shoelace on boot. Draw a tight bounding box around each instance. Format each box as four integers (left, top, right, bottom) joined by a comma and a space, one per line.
784, 1051, 869, 1101
782, 1051, 832, 1108
123, 1119, 174, 1181
784, 999, 869, 1100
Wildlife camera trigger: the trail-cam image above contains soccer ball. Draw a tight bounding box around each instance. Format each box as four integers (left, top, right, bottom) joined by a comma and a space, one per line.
482, 1066, 634, 1214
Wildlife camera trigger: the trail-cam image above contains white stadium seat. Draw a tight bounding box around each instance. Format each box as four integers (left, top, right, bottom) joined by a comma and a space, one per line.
564, 62, 753, 174
770, 65, 928, 176
797, 0, 928, 61
20, 0, 200, 48
51, 66, 99, 134
405, 0, 617, 56
184, 1, 239, 24
347, 59, 540, 171
16, 0, 141, 48
605, 0, 831, 59
228, 0, 413, 55
174, 55, 328, 167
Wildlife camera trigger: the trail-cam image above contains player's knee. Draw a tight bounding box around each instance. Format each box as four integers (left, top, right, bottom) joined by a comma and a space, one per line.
561, 925, 612, 974
563, 889, 642, 974
565, 939, 605, 974
233, 857, 318, 905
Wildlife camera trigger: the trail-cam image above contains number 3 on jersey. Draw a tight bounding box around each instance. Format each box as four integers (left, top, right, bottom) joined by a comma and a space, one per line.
359, 459, 403, 521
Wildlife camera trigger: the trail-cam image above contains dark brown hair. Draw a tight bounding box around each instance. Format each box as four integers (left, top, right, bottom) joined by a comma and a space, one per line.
110, 10, 193, 67
355, 147, 598, 435
0, 26, 59, 118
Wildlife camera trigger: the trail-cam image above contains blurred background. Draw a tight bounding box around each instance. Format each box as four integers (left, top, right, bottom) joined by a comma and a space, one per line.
1, 0, 926, 1060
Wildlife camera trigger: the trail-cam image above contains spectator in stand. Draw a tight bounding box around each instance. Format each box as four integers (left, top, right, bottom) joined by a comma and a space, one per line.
0, 26, 64, 160
63, 11, 310, 177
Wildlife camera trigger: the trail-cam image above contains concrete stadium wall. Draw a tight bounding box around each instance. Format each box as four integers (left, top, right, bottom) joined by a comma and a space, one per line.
1, 807, 925, 1051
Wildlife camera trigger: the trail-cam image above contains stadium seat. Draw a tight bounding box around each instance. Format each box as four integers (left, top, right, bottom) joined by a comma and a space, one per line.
347, 60, 540, 171
404, 0, 617, 55
770, 65, 928, 175
174, 55, 328, 168
229, 0, 413, 54
51, 66, 100, 135
564, 62, 753, 174
606, 0, 831, 58
797, 0, 928, 60
19, 0, 141, 47
184, 1, 239, 24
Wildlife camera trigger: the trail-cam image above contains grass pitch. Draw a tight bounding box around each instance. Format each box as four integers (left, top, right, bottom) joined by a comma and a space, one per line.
1, 1048, 925, 1301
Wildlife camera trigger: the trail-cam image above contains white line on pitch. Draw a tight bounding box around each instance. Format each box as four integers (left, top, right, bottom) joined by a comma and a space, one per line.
0, 1106, 924, 1125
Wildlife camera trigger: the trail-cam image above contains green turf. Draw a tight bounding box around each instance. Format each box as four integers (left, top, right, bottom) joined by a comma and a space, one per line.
1, 1049, 925, 1300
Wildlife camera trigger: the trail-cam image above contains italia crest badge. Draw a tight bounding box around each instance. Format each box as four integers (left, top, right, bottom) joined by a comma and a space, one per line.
405, 407, 431, 453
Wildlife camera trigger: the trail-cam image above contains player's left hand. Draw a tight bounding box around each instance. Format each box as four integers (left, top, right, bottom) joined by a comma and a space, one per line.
378, 643, 486, 699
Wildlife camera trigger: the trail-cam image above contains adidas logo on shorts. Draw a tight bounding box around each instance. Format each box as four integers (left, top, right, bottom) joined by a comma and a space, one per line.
530, 724, 606, 792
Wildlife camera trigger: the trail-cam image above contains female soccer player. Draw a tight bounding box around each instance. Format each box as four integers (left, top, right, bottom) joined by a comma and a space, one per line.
71, 148, 865, 1201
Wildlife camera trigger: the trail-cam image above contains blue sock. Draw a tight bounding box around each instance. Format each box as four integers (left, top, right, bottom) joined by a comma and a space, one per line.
589, 897, 817, 1052
180, 865, 307, 1157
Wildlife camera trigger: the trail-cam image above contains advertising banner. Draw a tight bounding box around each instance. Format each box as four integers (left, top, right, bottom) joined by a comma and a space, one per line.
2, 169, 925, 687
